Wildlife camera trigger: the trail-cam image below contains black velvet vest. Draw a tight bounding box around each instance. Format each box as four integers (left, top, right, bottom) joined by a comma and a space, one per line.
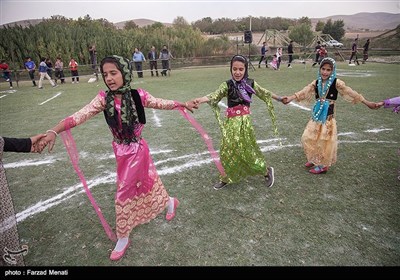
226, 79, 255, 108
315, 78, 338, 116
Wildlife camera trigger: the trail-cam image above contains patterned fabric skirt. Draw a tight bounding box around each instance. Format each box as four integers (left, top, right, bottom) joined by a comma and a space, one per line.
219, 114, 267, 184
301, 117, 338, 167
0, 139, 25, 266
113, 139, 169, 238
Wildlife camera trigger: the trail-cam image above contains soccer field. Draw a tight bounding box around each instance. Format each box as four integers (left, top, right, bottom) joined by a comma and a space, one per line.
1, 62, 399, 266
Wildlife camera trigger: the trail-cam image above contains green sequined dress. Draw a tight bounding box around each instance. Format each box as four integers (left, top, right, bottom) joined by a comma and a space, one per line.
206, 81, 277, 184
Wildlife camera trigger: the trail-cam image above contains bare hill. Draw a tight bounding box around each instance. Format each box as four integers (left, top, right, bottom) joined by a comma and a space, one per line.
312, 12, 400, 31
114, 18, 172, 29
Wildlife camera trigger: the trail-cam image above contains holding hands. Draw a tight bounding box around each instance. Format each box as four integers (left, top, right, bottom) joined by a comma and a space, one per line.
29, 133, 47, 153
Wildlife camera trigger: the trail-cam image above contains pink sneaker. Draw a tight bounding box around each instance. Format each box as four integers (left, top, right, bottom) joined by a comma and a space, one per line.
166, 198, 180, 221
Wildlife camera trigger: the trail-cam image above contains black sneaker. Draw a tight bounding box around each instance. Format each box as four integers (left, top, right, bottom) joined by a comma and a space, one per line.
214, 181, 228, 190
264, 167, 274, 188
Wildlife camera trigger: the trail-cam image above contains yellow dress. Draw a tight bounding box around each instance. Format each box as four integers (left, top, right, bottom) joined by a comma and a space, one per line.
294, 79, 365, 167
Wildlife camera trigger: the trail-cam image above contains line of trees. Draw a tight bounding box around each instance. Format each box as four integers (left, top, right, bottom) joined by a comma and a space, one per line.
0, 14, 348, 70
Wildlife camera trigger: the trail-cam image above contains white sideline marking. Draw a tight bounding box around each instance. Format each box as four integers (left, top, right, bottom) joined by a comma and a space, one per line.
365, 128, 392, 133
154, 151, 209, 165
257, 138, 285, 144
4, 158, 56, 169
338, 132, 355, 136
16, 173, 115, 223
39, 92, 62, 105
0, 95, 7, 99
339, 140, 397, 144
289, 102, 311, 111
152, 109, 161, 127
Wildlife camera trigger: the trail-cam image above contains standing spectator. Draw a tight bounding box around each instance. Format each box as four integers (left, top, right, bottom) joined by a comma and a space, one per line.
45, 58, 53, 79
132, 47, 146, 78
258, 41, 268, 68
287, 40, 294, 68
24, 56, 37, 87
69, 57, 79, 83
159, 45, 173, 76
275, 47, 282, 70
147, 46, 159, 77
0, 60, 13, 89
38, 57, 57, 89
311, 41, 321, 67
362, 39, 370, 64
89, 43, 97, 74
54, 56, 65, 84
318, 44, 328, 63
349, 38, 359, 65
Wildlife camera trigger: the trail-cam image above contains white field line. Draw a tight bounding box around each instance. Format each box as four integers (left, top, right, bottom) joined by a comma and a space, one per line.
365, 128, 393, 133
338, 132, 355, 136
3, 158, 56, 169
16, 173, 115, 223
288, 102, 311, 111
0, 95, 7, 99
152, 109, 162, 127
39, 92, 62, 105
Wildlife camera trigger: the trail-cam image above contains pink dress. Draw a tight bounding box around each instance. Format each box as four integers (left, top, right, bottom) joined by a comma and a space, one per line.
63, 89, 179, 238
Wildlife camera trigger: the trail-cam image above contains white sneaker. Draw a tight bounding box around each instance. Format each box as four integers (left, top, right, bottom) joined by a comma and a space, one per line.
288, 66, 292, 68
349, 63, 356, 66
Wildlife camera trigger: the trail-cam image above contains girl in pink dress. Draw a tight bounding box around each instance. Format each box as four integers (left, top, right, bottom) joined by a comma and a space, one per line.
41, 55, 196, 261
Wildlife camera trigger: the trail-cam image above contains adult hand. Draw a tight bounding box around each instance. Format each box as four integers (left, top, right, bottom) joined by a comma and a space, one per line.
42, 131, 57, 153
30, 133, 47, 153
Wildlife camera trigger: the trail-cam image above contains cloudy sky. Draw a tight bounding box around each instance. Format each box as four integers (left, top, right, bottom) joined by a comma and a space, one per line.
1, 0, 399, 25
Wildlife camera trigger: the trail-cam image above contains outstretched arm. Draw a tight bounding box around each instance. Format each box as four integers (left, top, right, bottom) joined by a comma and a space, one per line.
362, 99, 383, 110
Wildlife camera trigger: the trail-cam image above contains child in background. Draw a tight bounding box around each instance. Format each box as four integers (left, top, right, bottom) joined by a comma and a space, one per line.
0, 60, 13, 88
69, 57, 79, 83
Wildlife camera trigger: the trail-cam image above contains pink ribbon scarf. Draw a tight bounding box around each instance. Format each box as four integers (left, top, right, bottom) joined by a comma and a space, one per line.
176, 108, 226, 177
60, 129, 117, 242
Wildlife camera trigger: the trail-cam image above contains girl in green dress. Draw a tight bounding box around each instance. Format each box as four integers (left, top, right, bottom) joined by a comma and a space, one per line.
193, 55, 283, 190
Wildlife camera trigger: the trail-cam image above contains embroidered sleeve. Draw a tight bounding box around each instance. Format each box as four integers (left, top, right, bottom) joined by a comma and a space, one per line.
206, 82, 228, 106
253, 81, 278, 136
205, 82, 228, 132
294, 81, 316, 105
253, 81, 273, 101
336, 79, 365, 104
138, 88, 177, 110
65, 92, 106, 128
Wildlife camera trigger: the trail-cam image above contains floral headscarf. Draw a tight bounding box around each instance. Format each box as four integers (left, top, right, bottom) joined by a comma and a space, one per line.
100, 55, 139, 135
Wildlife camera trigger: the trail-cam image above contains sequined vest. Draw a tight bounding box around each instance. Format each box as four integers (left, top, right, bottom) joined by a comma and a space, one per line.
315, 78, 338, 116
226, 79, 255, 108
